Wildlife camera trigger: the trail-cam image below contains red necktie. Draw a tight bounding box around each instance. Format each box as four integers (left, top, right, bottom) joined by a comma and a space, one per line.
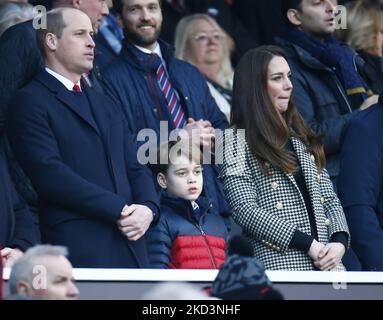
72, 84, 81, 92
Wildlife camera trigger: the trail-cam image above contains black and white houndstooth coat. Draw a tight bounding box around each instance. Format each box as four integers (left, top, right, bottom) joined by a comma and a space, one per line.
218, 129, 350, 271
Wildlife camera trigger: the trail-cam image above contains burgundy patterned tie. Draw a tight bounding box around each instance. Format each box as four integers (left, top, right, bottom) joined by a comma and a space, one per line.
153, 53, 186, 129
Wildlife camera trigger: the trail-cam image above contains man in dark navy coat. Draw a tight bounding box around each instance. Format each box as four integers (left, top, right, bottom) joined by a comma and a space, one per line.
338, 95, 383, 271
7, 7, 159, 268
0, 0, 109, 245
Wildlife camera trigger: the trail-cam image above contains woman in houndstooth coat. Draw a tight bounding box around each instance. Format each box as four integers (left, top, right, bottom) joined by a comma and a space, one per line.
218, 46, 350, 271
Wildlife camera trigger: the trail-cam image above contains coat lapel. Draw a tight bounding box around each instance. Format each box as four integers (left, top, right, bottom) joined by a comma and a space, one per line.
290, 137, 324, 234
56, 90, 100, 136
279, 138, 317, 211
37, 71, 100, 135
84, 85, 111, 147
290, 137, 317, 197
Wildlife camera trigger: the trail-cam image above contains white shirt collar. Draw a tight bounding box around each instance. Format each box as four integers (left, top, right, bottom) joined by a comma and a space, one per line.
191, 201, 199, 210
134, 42, 163, 59
45, 67, 81, 91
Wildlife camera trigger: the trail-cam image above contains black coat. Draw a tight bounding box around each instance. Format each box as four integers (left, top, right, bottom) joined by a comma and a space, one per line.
0, 21, 43, 135
0, 140, 38, 251
338, 99, 383, 270
358, 50, 383, 95
233, 0, 283, 46
8, 71, 160, 267
0, 20, 104, 217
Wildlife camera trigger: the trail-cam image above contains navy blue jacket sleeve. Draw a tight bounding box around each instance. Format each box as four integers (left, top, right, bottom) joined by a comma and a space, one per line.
0, 146, 37, 251
124, 131, 160, 217
0, 22, 43, 134
292, 71, 353, 156
338, 112, 383, 270
9, 186, 38, 251
7, 91, 127, 225
145, 215, 172, 268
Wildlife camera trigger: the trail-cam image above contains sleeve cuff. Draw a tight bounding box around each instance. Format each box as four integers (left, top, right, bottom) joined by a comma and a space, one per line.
289, 230, 314, 253
331, 232, 348, 251
142, 201, 160, 224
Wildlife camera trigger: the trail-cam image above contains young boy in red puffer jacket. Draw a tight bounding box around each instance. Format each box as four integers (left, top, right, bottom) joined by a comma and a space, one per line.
146, 139, 229, 269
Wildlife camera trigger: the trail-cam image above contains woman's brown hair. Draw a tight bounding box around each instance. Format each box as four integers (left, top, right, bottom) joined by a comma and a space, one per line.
231, 45, 325, 174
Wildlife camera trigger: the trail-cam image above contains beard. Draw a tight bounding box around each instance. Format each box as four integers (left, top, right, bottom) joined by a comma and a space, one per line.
124, 23, 162, 48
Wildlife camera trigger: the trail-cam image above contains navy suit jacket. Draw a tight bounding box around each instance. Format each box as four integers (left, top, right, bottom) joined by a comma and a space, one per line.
338, 98, 383, 270
7, 71, 159, 268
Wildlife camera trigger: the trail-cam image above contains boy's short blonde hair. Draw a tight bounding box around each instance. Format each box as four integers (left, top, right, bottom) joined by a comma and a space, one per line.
152, 139, 203, 176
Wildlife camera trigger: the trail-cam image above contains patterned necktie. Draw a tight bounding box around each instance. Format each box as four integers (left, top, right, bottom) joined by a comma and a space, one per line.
152, 53, 187, 129
81, 73, 92, 87
72, 84, 81, 92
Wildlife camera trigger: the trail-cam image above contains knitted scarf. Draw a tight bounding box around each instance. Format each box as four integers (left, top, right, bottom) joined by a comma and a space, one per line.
284, 27, 372, 108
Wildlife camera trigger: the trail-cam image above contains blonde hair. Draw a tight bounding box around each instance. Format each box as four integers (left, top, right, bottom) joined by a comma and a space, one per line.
174, 14, 233, 90
336, 0, 383, 54
152, 139, 203, 176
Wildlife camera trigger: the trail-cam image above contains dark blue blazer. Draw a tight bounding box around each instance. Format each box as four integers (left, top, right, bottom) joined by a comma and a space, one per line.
7, 71, 160, 268
0, 141, 38, 251
338, 98, 383, 270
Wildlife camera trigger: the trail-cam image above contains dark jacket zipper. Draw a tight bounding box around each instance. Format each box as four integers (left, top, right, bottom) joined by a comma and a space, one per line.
194, 203, 217, 269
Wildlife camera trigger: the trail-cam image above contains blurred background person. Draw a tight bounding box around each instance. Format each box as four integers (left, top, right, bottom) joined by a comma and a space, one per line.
94, 0, 124, 71
275, 0, 378, 192
8, 245, 79, 300
160, 0, 258, 65
336, 0, 383, 94
0, 0, 28, 3
0, 140, 38, 269
219, 46, 350, 271
0, 1, 35, 37
211, 235, 284, 300
338, 94, 383, 271
232, 0, 284, 46
175, 14, 233, 121
141, 282, 215, 300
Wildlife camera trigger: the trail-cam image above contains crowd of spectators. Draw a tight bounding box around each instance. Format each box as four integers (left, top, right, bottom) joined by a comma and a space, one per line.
1, 0, 383, 300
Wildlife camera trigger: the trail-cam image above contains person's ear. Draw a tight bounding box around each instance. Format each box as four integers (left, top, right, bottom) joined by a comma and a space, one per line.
72, 0, 81, 9
46, 33, 58, 51
287, 8, 302, 27
157, 173, 167, 189
15, 281, 33, 296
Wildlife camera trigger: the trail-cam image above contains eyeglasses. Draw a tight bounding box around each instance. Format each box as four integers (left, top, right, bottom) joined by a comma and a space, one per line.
192, 32, 225, 44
